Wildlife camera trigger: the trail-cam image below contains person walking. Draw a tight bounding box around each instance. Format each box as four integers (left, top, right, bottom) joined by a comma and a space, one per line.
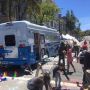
82, 40, 88, 50
84, 40, 87, 45
73, 42, 80, 59
82, 50, 90, 86
58, 42, 66, 69
53, 64, 62, 90
67, 45, 76, 73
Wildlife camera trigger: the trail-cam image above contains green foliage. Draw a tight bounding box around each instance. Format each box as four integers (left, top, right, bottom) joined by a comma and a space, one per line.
31, 1, 60, 25
65, 10, 84, 39
65, 10, 77, 34
83, 30, 90, 36
0, 0, 60, 25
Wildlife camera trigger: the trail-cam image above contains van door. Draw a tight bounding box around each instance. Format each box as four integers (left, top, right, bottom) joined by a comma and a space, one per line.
4, 35, 18, 58
34, 33, 41, 61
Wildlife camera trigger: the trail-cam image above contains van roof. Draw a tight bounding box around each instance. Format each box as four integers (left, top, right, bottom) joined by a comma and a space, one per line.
0, 20, 58, 32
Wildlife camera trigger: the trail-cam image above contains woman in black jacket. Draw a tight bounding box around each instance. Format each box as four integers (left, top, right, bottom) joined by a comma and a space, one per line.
58, 42, 67, 68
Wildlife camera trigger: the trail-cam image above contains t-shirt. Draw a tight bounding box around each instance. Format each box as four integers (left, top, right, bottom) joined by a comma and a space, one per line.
58, 45, 66, 56
82, 44, 88, 50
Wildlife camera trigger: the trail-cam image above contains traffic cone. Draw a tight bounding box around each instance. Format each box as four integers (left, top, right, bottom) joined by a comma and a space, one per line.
2, 72, 7, 81
12, 71, 17, 79
3, 72, 7, 77
14, 71, 17, 77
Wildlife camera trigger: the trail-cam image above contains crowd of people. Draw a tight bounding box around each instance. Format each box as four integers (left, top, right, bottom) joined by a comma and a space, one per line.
52, 40, 90, 90
27, 40, 90, 90
57, 40, 90, 89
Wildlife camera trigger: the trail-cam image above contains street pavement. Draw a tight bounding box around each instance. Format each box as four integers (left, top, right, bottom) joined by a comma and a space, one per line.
0, 56, 83, 90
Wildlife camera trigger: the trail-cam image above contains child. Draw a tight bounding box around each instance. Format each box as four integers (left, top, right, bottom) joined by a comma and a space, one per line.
27, 76, 44, 90
27, 72, 52, 90
67, 45, 76, 73
53, 63, 70, 90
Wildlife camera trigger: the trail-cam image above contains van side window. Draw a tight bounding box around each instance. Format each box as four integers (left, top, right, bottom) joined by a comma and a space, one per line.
5, 35, 16, 46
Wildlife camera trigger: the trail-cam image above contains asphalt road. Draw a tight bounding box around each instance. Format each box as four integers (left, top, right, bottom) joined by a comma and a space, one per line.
0, 36, 90, 90
0, 56, 83, 90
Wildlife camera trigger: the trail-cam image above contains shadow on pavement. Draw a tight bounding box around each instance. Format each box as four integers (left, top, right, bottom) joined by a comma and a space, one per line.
67, 71, 73, 75
0, 65, 37, 77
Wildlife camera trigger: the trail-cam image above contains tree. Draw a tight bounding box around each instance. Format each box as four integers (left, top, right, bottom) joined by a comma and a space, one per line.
14, 0, 40, 20
65, 10, 77, 35
84, 30, 90, 36
27, 0, 41, 23
0, 0, 60, 25
0, 0, 41, 21
28, 1, 60, 25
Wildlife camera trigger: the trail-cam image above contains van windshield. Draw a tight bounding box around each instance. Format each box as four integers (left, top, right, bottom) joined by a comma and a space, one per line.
5, 35, 16, 46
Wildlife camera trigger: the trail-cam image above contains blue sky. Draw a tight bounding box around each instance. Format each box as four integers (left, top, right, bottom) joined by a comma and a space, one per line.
54, 0, 90, 30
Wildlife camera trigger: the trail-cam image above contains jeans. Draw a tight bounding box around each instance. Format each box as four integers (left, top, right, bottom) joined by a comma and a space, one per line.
59, 55, 65, 68
55, 71, 61, 90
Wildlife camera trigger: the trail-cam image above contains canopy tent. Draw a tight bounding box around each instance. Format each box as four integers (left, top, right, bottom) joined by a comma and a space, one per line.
61, 34, 80, 46
72, 37, 80, 45
62, 34, 67, 39
65, 34, 73, 39
62, 34, 74, 40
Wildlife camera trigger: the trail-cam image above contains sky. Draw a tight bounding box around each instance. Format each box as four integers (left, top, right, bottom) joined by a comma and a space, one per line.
54, 0, 90, 31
